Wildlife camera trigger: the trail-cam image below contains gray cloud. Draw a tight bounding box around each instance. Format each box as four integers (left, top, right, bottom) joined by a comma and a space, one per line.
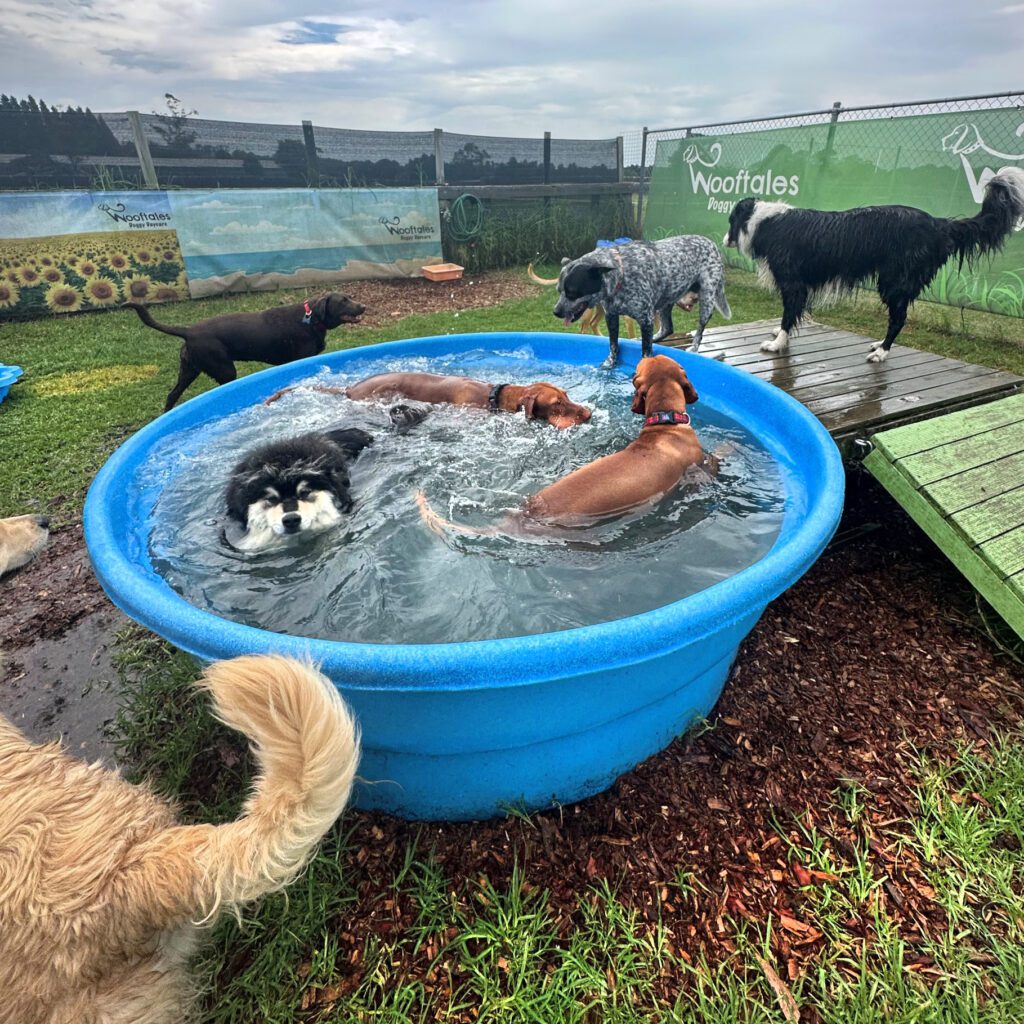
1, 0, 1021, 147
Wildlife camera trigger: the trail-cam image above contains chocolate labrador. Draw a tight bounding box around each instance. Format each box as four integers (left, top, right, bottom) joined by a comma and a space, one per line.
125, 292, 365, 411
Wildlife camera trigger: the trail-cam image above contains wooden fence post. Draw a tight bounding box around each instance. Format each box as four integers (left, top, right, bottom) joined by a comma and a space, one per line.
433, 129, 445, 185
302, 120, 320, 187
127, 110, 159, 189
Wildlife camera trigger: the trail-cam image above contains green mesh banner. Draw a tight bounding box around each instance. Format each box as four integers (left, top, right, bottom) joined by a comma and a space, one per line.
646, 108, 1024, 317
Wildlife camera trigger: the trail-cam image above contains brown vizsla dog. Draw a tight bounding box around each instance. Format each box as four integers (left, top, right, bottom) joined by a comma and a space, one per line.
417, 355, 714, 534
266, 372, 592, 430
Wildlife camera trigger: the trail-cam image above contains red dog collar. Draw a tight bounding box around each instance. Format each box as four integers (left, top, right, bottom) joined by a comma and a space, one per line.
644, 410, 690, 427
302, 300, 318, 325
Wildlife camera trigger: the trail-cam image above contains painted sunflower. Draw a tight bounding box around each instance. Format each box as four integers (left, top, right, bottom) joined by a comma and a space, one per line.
161, 249, 177, 262
134, 249, 156, 266
42, 267, 64, 284
0, 281, 20, 308
45, 282, 84, 313
122, 274, 155, 301
152, 285, 180, 302
78, 261, 99, 278
108, 253, 130, 271
84, 278, 120, 306
16, 266, 41, 286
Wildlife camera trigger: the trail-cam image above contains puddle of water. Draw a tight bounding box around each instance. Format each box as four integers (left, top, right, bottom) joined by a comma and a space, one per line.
0, 608, 128, 765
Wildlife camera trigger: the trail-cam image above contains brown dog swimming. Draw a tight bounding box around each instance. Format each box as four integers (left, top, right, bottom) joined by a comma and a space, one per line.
417, 355, 718, 535
266, 371, 592, 430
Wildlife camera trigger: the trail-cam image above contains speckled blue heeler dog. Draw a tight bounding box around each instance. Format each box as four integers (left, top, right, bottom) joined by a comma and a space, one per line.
552, 236, 731, 368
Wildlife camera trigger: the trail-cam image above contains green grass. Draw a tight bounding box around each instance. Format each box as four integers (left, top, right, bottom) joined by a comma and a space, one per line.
108, 632, 1024, 1023
2, 266, 1024, 518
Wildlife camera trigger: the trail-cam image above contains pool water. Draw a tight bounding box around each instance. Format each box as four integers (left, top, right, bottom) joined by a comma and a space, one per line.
145, 348, 785, 644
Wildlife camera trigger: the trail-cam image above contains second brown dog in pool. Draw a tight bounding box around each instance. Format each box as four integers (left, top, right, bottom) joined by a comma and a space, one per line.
417, 355, 719, 536
266, 371, 592, 430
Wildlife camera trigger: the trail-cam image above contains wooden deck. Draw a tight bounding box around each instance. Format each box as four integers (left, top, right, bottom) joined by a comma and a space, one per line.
661, 319, 1023, 449
863, 394, 1024, 640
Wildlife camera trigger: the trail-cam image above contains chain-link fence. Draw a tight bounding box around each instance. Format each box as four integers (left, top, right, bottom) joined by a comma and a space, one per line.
637, 90, 1024, 203
640, 91, 1024, 317
0, 104, 622, 191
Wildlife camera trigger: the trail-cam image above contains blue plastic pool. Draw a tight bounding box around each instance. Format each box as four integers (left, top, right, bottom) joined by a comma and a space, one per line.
85, 333, 844, 821
0, 364, 23, 405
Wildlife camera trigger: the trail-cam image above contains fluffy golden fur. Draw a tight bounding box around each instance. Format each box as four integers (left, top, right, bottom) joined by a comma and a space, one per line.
0, 513, 50, 578
0, 654, 360, 1024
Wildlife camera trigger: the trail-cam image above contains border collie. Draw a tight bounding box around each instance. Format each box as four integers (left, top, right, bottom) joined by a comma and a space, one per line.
724, 167, 1024, 362
225, 428, 374, 552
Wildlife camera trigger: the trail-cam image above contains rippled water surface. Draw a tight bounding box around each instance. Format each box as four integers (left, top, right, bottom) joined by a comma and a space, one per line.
146, 349, 786, 643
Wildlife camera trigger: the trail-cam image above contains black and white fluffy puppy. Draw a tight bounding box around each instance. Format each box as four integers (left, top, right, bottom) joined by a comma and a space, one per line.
724, 167, 1024, 363
225, 428, 374, 552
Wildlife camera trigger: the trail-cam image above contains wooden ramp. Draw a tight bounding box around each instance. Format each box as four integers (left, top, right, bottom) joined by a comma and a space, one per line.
862, 394, 1024, 640
661, 319, 1022, 448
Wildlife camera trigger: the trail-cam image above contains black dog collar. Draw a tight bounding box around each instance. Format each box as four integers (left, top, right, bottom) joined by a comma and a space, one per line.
488, 382, 508, 412
643, 410, 691, 427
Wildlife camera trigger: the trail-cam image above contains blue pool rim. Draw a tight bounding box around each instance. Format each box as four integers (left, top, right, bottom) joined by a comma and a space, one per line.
85, 332, 844, 820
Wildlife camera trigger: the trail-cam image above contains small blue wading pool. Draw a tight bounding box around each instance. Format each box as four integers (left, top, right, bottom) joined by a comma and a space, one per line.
85, 333, 843, 821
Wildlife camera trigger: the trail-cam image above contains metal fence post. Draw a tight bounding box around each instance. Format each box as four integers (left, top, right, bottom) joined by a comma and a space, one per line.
616, 136, 624, 183
433, 129, 445, 185
301, 120, 320, 187
637, 126, 649, 236
824, 100, 842, 156
127, 110, 159, 189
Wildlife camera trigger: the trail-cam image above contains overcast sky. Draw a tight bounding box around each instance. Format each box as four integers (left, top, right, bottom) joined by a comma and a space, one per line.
3, 0, 1023, 145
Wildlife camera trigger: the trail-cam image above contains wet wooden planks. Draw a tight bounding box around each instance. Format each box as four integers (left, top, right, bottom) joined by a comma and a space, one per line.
862, 393, 1024, 640
661, 319, 1022, 445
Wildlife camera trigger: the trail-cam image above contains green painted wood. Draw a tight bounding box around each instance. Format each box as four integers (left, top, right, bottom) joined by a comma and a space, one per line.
979, 524, 1024, 579
949, 484, 1024, 544
1009, 570, 1024, 603
896, 422, 1024, 487
926, 451, 1024, 515
863, 447, 1024, 639
871, 392, 1024, 461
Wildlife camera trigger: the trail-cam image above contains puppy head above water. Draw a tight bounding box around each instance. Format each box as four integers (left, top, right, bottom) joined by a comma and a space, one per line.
313, 292, 365, 329
225, 432, 370, 552
631, 356, 699, 414
519, 382, 592, 429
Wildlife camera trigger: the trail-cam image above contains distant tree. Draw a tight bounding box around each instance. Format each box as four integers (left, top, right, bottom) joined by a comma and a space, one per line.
149, 93, 198, 154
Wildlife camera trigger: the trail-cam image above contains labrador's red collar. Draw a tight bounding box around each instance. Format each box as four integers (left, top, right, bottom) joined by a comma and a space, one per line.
302, 300, 322, 326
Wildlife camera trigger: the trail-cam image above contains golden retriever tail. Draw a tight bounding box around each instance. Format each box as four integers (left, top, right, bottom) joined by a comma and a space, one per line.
182, 655, 360, 920
527, 262, 560, 286
415, 490, 500, 538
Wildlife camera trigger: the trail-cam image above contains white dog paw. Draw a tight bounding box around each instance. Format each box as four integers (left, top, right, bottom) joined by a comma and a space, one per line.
760, 329, 789, 353
866, 346, 889, 364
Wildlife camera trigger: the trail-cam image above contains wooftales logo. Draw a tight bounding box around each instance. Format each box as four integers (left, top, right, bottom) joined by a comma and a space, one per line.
682, 143, 800, 213
942, 121, 1024, 206
378, 215, 434, 239
97, 202, 172, 229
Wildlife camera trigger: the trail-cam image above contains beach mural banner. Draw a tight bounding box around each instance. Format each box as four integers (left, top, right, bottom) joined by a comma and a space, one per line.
0, 191, 188, 320
0, 187, 442, 319
167, 188, 442, 298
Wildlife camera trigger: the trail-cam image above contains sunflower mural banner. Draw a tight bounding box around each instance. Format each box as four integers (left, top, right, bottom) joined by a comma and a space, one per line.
0, 191, 189, 321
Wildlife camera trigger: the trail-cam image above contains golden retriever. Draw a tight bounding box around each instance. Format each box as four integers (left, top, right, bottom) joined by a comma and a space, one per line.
0, 513, 50, 578
0, 654, 360, 1024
